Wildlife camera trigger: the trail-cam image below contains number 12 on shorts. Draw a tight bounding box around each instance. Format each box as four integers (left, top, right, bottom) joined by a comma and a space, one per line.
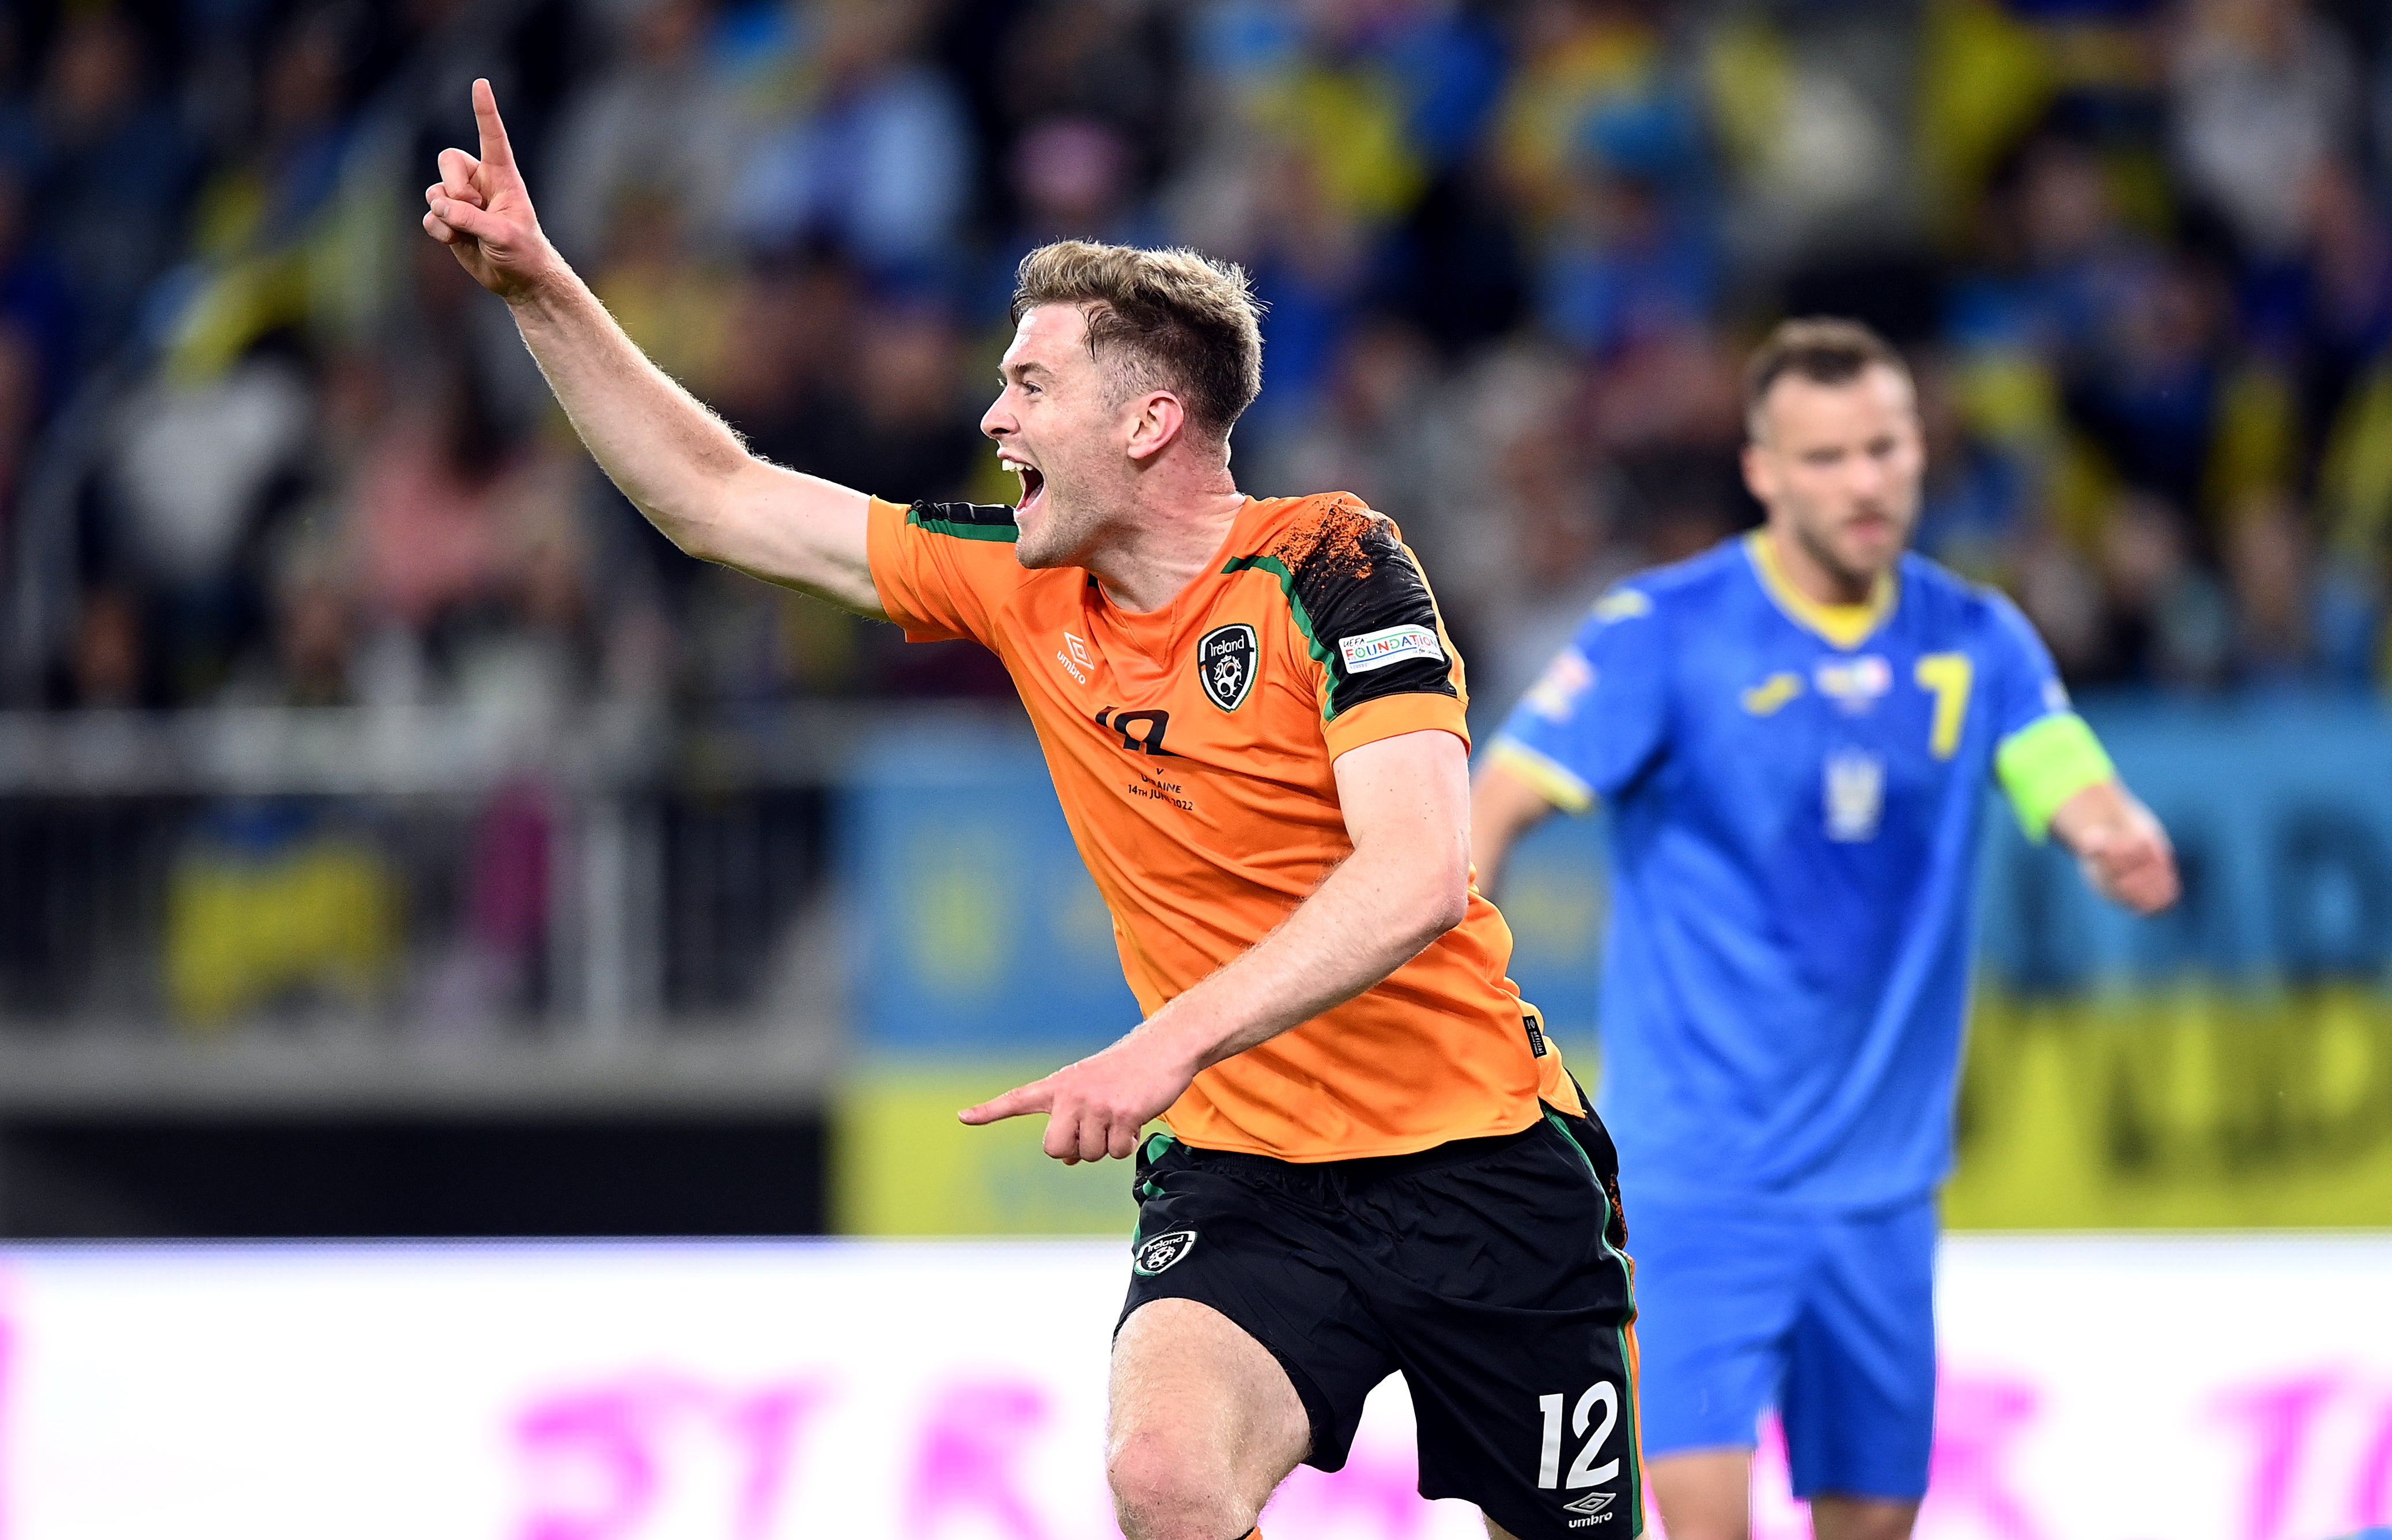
1536, 1382, 1621, 1489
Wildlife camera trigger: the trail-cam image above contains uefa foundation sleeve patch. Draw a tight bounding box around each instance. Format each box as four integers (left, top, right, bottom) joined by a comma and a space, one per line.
1235, 502, 1462, 724
1339, 624, 1444, 673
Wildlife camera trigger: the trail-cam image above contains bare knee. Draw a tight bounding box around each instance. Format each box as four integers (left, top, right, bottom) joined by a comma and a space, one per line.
1650, 1447, 1753, 1540
1107, 1427, 1254, 1540
1106, 1299, 1306, 1540
1811, 1496, 1918, 1540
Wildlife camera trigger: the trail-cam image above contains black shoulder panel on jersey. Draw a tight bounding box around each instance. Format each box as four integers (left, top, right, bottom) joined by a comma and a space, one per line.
1225, 505, 1457, 720
907, 501, 1020, 543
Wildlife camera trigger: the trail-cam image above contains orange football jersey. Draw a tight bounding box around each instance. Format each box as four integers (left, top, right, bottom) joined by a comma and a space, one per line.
867, 490, 1581, 1160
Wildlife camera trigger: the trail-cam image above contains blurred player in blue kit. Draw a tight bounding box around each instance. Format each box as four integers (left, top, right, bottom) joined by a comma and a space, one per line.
1471, 321, 2181, 1540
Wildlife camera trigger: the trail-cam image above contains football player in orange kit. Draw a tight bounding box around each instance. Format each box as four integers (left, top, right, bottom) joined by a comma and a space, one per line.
425, 80, 1638, 1540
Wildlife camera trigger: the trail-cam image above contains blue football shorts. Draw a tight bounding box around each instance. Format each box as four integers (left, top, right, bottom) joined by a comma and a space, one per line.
1628, 1190, 1937, 1500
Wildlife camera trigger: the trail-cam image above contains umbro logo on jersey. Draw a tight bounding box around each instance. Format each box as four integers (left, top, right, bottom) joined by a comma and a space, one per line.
1197, 623, 1257, 711
1132, 1230, 1197, 1276
1056, 631, 1094, 684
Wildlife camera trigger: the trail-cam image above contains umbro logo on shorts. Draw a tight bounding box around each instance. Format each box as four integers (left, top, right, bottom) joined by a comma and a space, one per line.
1132, 1230, 1197, 1276
1564, 1491, 1615, 1518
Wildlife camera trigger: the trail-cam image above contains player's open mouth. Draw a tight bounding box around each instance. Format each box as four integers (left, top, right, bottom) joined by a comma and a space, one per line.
1011, 463, 1046, 516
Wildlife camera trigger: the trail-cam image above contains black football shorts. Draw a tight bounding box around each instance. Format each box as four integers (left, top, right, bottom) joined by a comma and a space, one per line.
1117, 1099, 1643, 1538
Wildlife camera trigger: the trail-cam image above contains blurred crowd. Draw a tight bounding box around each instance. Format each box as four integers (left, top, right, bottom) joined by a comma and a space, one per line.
3, 0, 2391, 724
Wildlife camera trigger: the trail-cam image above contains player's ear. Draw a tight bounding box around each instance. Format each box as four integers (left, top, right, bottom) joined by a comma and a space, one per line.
1740, 439, 1775, 505
1124, 391, 1185, 463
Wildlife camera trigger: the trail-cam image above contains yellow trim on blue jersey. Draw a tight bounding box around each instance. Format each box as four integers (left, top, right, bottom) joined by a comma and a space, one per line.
1491, 739, 1596, 815
1995, 713, 2115, 841
1915, 653, 1974, 759
1741, 671, 1805, 716
1744, 531, 1898, 650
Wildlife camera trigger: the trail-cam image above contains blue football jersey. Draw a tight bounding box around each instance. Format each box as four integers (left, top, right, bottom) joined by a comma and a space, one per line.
1492, 532, 2095, 1209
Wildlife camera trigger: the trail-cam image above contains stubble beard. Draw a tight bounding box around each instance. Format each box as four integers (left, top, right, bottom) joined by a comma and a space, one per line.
1014, 489, 1092, 571
1796, 501, 1914, 597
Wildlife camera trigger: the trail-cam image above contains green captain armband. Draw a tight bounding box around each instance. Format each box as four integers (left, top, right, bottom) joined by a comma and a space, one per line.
1995, 713, 2115, 842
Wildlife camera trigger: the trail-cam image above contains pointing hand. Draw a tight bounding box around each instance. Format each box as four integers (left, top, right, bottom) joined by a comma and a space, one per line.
959, 1034, 1199, 1164
421, 78, 558, 302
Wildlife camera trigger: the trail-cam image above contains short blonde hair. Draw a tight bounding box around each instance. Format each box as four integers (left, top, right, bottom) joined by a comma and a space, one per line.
1011, 240, 1264, 441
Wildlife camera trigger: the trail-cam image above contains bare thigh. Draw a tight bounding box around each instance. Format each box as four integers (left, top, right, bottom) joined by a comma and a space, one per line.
1108, 1297, 1311, 1540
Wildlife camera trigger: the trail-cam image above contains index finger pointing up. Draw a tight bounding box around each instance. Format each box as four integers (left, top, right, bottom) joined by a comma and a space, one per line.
473, 77, 515, 169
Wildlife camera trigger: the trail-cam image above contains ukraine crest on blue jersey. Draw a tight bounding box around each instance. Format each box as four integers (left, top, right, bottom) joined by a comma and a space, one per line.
1494, 532, 2112, 1209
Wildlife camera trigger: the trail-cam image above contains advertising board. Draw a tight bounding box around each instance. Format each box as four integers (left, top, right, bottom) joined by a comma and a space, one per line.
0, 1236, 2383, 1539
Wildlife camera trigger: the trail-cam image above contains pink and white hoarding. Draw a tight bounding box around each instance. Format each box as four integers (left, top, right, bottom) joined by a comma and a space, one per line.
0, 1235, 2382, 1539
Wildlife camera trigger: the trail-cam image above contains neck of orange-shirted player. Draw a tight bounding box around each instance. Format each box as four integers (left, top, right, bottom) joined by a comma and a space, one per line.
1078, 482, 1251, 615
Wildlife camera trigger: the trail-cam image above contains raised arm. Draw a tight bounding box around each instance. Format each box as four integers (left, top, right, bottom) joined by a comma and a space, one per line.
958, 729, 1475, 1162
422, 80, 883, 615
